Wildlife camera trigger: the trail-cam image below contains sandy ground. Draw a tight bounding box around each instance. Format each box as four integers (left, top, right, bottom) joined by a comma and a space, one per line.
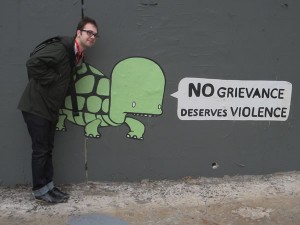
1, 171, 300, 225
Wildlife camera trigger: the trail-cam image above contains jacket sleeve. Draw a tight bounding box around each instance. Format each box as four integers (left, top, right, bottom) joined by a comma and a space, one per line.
26, 42, 68, 86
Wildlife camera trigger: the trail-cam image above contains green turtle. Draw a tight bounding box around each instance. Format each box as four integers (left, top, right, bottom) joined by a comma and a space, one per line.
56, 57, 165, 139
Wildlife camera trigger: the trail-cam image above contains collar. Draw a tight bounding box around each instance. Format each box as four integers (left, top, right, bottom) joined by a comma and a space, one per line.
74, 40, 84, 64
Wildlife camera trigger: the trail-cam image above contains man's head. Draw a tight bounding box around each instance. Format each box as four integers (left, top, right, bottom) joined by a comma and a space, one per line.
75, 17, 98, 50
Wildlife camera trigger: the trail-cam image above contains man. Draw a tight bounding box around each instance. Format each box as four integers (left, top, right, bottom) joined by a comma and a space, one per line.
18, 17, 99, 204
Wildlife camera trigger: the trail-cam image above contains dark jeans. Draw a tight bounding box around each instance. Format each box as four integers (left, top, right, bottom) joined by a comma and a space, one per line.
22, 111, 56, 191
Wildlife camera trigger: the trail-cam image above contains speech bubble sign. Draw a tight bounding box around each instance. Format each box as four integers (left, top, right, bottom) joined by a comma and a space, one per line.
171, 78, 292, 121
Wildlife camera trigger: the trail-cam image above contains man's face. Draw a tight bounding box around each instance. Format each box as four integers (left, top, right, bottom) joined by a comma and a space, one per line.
77, 23, 98, 49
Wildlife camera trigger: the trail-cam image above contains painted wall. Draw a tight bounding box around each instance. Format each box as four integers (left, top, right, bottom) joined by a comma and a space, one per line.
1, 0, 299, 185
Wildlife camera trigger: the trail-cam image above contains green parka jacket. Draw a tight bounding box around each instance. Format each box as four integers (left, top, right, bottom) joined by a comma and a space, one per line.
18, 36, 76, 122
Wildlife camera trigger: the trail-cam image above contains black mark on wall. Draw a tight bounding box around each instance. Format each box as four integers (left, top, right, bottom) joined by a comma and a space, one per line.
81, 0, 85, 18
140, 0, 158, 6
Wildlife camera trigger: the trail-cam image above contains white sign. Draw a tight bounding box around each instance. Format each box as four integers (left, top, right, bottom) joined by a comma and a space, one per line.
171, 78, 292, 121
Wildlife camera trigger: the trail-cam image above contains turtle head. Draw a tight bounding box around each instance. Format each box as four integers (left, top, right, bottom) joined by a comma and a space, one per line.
109, 57, 165, 123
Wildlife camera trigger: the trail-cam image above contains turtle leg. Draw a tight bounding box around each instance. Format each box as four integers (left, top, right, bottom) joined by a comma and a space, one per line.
84, 119, 102, 138
125, 117, 145, 140
56, 114, 67, 131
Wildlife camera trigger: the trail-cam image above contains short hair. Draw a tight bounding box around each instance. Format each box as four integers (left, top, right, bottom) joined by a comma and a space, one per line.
76, 16, 98, 31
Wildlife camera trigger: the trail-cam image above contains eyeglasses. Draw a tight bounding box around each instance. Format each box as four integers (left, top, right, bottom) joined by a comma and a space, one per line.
81, 30, 99, 38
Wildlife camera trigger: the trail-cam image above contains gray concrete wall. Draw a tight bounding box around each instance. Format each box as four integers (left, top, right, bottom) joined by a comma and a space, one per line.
1, 0, 299, 185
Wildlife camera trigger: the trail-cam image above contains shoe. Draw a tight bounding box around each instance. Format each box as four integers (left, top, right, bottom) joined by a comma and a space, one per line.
49, 187, 69, 200
35, 191, 65, 204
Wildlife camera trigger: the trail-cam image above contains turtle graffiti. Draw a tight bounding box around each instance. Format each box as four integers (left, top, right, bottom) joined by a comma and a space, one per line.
56, 57, 166, 140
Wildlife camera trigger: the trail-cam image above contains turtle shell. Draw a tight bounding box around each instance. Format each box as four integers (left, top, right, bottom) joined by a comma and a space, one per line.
63, 63, 110, 115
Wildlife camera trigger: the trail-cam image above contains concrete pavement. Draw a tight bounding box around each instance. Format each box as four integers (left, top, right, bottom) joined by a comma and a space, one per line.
1, 171, 300, 225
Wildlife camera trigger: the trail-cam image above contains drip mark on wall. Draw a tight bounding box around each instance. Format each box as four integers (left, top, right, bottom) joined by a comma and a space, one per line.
81, 0, 85, 18
85, 138, 88, 183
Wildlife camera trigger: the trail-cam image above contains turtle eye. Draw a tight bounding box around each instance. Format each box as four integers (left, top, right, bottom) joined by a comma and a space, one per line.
158, 104, 162, 109
132, 101, 136, 108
